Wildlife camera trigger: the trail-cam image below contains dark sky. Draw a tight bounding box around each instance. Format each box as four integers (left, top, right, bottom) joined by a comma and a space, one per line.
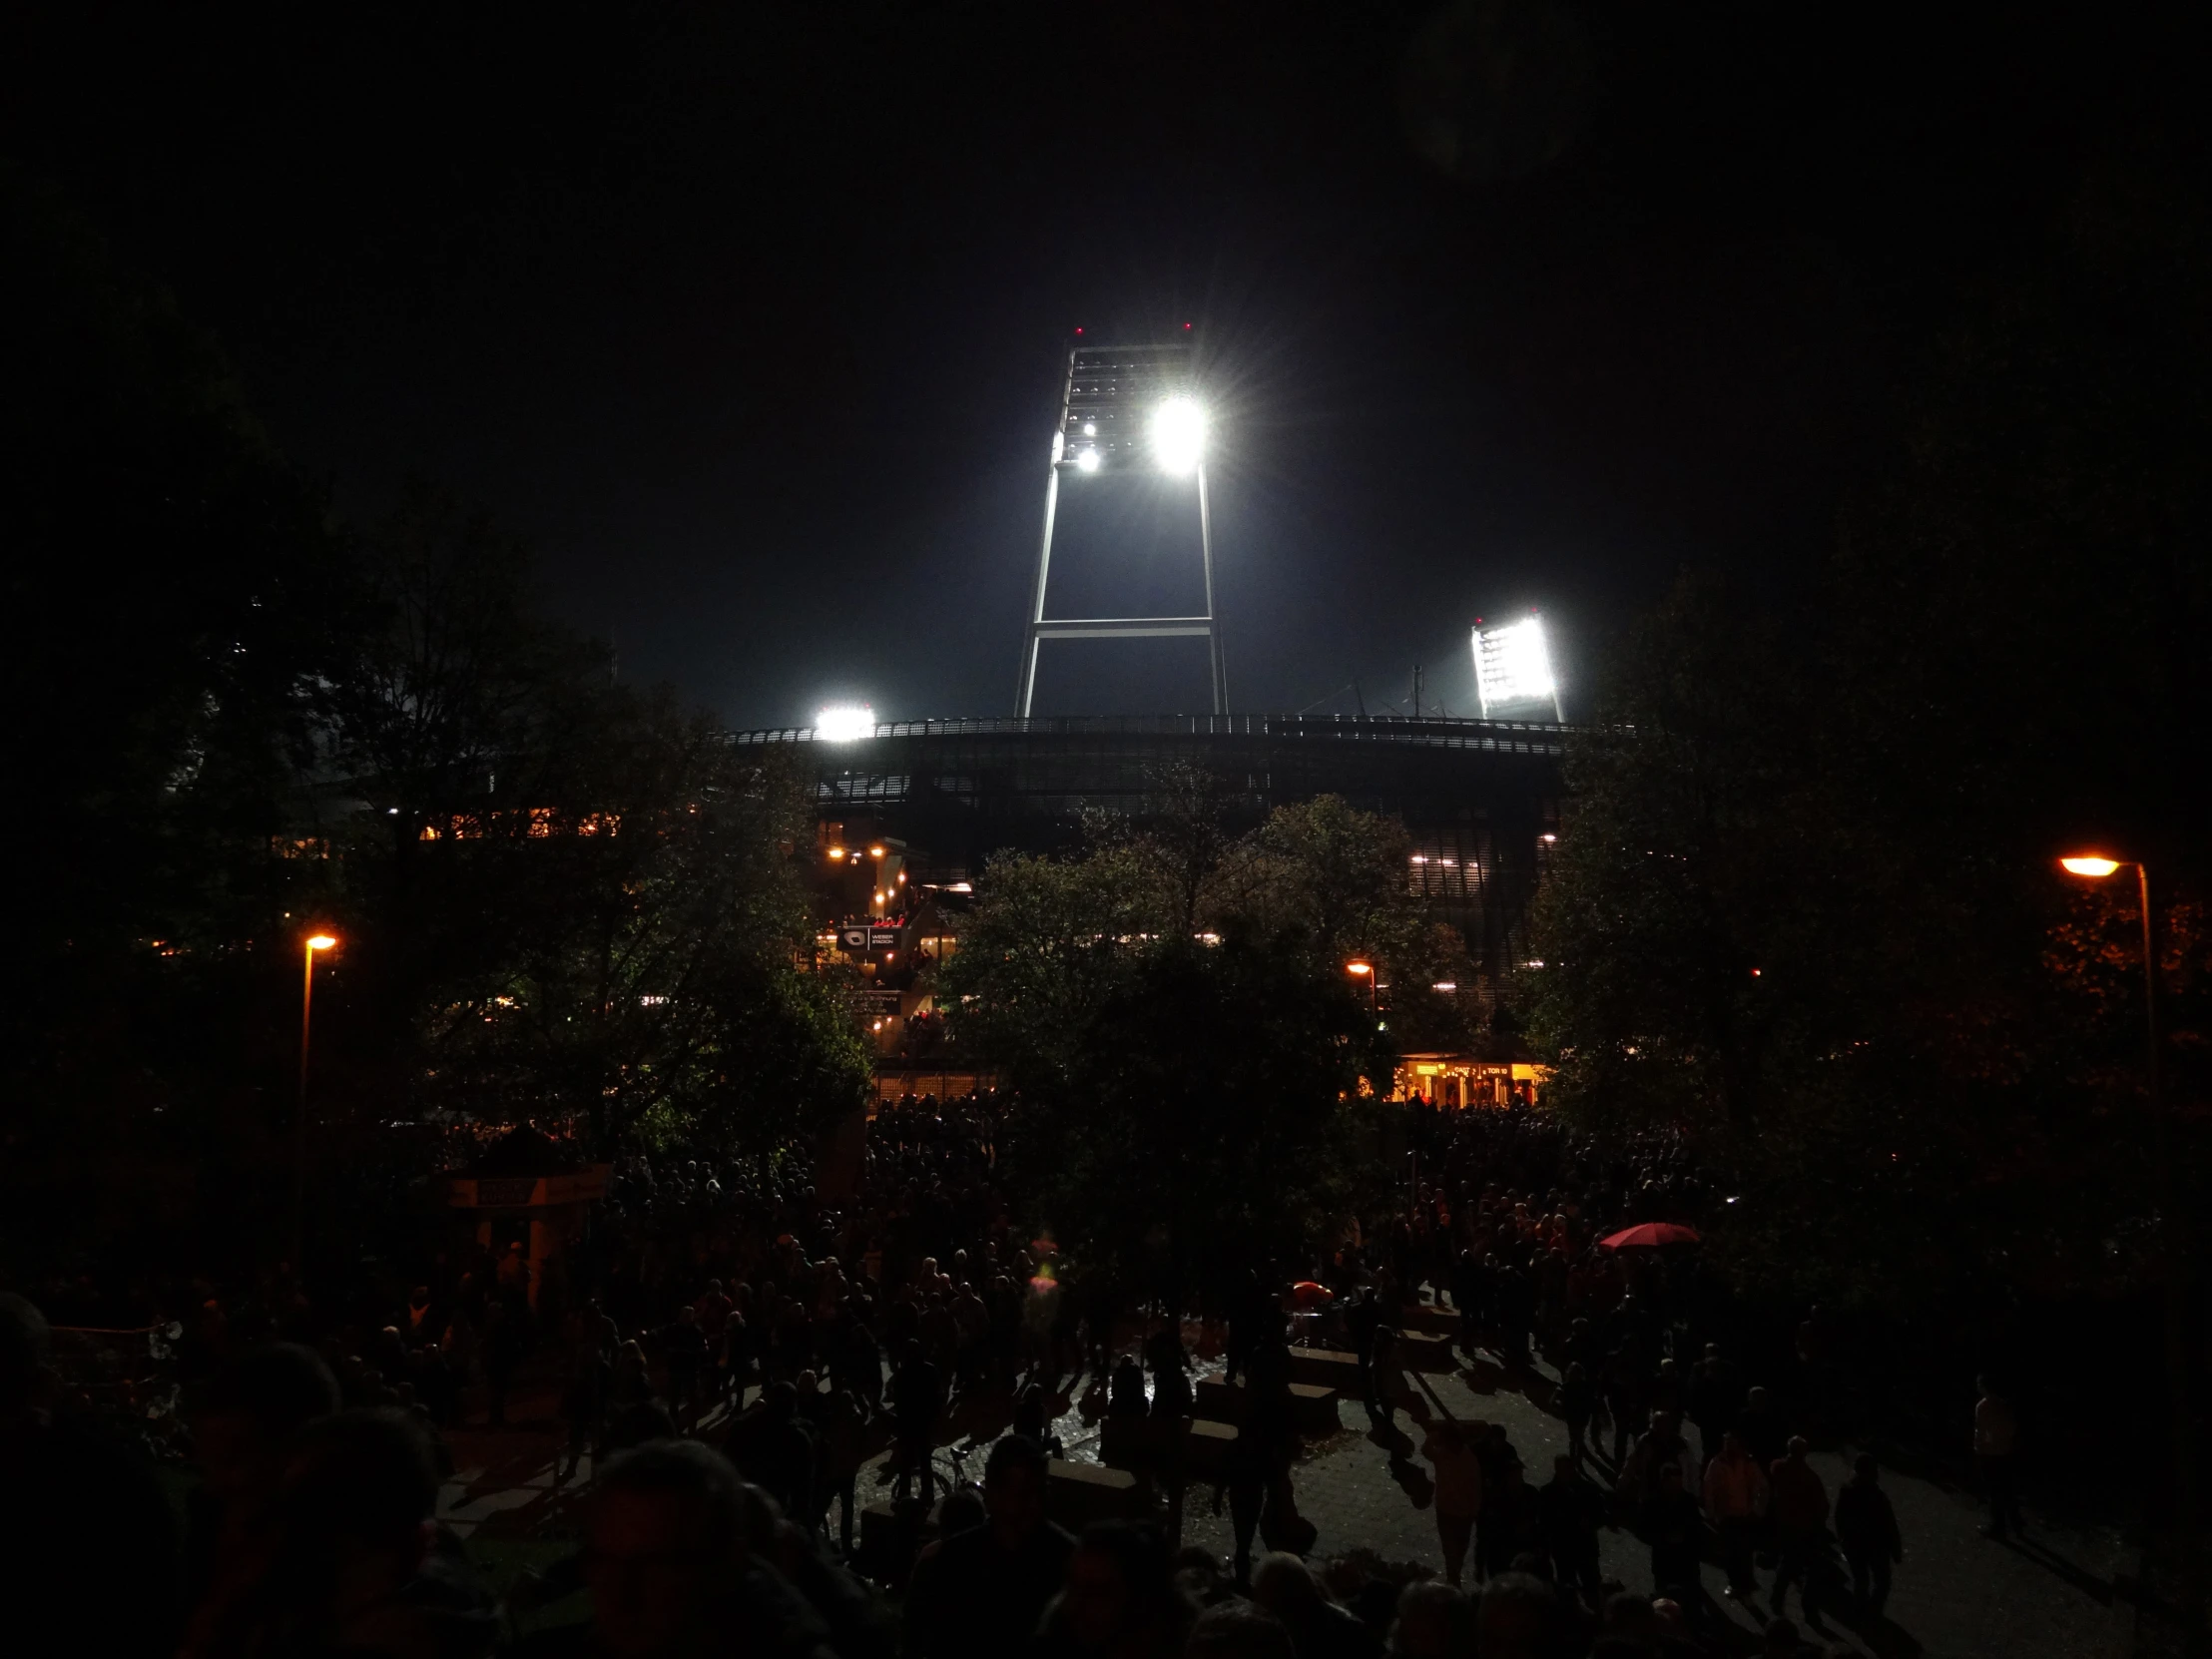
2, 3, 2171, 728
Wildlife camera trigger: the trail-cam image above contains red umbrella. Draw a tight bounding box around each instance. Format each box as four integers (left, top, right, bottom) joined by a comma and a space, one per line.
1598, 1222, 1702, 1250
1289, 1281, 1335, 1309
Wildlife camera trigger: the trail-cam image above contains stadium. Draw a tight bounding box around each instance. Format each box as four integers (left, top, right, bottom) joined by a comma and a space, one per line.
756, 339, 1572, 1100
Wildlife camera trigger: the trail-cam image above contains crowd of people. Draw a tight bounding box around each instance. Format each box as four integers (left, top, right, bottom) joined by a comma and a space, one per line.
0, 1097, 2018, 1656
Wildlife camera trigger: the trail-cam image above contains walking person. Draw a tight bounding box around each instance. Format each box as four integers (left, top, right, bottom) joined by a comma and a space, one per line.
1702, 1429, 1769, 1603
1768, 1436, 1832, 1629
1420, 1417, 1483, 1587
482, 1297, 525, 1429
1642, 1461, 1705, 1603
1347, 1289, 1385, 1423
1835, 1454, 1904, 1616
889, 1339, 944, 1505
1686, 1343, 1744, 1471
660, 1304, 707, 1427
1974, 1374, 2024, 1538
1603, 1347, 1643, 1467
817, 1385, 866, 1557
1560, 1362, 1595, 1467
1539, 1451, 1606, 1606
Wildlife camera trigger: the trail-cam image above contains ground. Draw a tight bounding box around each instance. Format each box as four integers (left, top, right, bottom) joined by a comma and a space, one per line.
434, 1335, 2140, 1657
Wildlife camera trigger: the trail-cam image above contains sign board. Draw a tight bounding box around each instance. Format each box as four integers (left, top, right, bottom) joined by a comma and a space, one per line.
868, 928, 899, 950
448, 1164, 612, 1210
839, 926, 870, 951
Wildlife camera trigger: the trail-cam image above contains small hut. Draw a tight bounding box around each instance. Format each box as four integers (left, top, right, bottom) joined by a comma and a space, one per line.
446, 1127, 609, 1311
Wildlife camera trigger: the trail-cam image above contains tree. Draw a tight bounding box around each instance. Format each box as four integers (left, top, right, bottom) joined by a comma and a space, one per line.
941, 789, 1460, 1295
934, 840, 1166, 1095
396, 707, 870, 1154
299, 500, 870, 1155
0, 166, 340, 1179
1524, 574, 1816, 1134
1001, 935, 1373, 1307
1526, 147, 2212, 1309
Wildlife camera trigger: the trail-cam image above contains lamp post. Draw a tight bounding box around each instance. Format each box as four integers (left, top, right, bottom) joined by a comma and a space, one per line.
294, 931, 337, 1274
2060, 853, 2196, 1631
1345, 959, 1377, 1010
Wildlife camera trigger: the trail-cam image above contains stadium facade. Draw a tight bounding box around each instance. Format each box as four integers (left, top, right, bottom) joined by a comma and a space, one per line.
735, 712, 1565, 990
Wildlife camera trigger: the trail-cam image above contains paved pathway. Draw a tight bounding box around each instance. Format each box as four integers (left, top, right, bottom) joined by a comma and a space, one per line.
1169, 1349, 2136, 1659
430, 1354, 2137, 1659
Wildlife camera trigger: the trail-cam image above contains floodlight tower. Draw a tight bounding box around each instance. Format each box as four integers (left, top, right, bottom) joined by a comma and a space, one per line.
1471, 613, 1564, 724
1016, 339, 1227, 717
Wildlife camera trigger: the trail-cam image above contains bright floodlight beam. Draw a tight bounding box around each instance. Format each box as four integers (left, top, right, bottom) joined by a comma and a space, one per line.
1472, 614, 1563, 723
1150, 394, 1206, 475
814, 703, 875, 743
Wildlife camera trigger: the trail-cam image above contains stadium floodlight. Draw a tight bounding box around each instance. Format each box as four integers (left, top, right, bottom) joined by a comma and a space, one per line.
1150, 394, 1206, 475
1471, 615, 1563, 723
814, 703, 876, 742
1017, 338, 1227, 717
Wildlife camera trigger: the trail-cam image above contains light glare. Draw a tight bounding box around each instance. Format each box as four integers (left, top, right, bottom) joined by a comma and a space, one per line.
1074, 447, 1101, 473
814, 703, 875, 743
1150, 394, 1206, 474
2060, 855, 2122, 877
305, 933, 337, 950
1472, 616, 1559, 717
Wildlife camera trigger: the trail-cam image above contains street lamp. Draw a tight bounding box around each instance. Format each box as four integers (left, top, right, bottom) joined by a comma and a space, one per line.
2058, 851, 2195, 1619
294, 931, 337, 1272
1345, 959, 1377, 1011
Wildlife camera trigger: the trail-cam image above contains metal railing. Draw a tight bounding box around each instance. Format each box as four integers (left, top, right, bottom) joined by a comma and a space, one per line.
731, 713, 1571, 753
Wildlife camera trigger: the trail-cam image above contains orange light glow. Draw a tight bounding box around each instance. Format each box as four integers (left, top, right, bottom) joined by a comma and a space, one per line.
305, 933, 337, 950
2060, 855, 2123, 877
869, 844, 886, 857
1345, 960, 1373, 976
828, 846, 847, 859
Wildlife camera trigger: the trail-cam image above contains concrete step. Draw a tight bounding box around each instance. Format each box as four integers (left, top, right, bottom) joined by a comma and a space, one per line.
1287, 1348, 1362, 1390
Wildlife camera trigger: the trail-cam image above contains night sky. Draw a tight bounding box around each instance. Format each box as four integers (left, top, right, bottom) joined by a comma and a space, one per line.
2, 4, 2172, 727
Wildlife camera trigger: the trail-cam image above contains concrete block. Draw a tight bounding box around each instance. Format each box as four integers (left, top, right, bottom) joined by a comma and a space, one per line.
1194, 1379, 1248, 1422
1099, 1414, 1180, 1469
1288, 1348, 1362, 1390
1401, 1303, 1461, 1337
1395, 1330, 1458, 1372
1046, 1458, 1144, 1527
1182, 1417, 1238, 1477
1201, 1377, 1343, 1434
